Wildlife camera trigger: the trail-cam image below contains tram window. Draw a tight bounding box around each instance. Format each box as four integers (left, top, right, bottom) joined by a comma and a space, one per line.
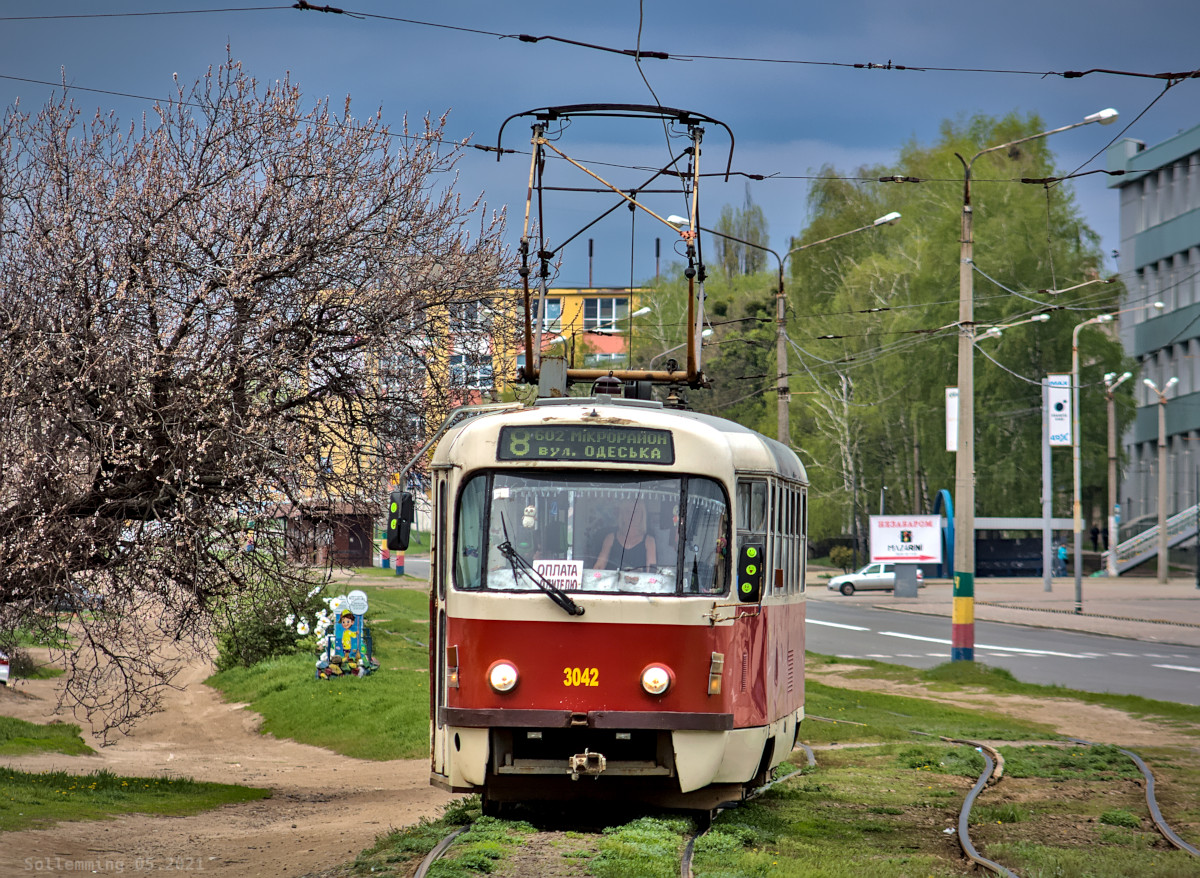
454, 476, 488, 590
737, 480, 769, 533
452, 471, 729, 597
682, 478, 729, 594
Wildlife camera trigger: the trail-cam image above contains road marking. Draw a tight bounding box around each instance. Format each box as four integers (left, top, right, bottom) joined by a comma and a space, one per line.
808, 619, 870, 631
1153, 664, 1200, 674
878, 631, 1088, 658
1143, 653, 1168, 658
1110, 652, 1137, 657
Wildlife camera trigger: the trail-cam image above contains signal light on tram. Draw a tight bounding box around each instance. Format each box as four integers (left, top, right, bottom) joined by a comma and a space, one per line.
737, 543, 765, 603
707, 652, 724, 696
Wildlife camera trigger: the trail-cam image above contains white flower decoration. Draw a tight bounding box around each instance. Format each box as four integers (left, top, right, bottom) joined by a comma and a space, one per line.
285, 614, 295, 626
296, 621, 310, 636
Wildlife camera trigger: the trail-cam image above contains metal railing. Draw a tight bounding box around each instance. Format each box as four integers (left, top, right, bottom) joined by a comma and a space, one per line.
1104, 503, 1199, 574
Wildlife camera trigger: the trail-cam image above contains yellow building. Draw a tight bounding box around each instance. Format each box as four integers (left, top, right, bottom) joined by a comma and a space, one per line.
491, 287, 646, 393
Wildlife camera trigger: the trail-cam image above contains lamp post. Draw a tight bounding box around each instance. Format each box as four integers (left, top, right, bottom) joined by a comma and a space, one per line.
1070, 312, 1113, 610
1144, 376, 1178, 584
1103, 370, 1132, 576
952, 107, 1118, 660
667, 212, 901, 445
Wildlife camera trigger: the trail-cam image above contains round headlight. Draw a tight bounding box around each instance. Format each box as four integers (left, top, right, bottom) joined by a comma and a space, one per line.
640, 664, 673, 696
488, 661, 519, 693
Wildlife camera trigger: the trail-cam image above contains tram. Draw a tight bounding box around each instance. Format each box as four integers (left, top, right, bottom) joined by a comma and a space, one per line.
392, 394, 808, 811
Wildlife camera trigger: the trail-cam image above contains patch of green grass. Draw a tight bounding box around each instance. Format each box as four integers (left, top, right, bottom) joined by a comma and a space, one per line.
0, 768, 270, 831
206, 585, 430, 760
350, 797, 482, 875
808, 652, 1200, 734
971, 802, 1029, 825
999, 743, 1142, 779
992, 840, 1195, 877
803, 680, 1057, 744
693, 746, 971, 877
590, 816, 693, 878
0, 717, 94, 757
1099, 808, 1141, 829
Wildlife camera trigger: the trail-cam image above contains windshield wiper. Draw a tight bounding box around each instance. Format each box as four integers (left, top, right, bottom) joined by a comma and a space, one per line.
497, 516, 584, 617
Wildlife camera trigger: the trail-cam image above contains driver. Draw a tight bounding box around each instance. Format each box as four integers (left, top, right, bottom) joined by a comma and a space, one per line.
595, 499, 657, 572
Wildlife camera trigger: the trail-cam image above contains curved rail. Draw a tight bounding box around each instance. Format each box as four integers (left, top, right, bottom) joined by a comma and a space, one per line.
413, 826, 468, 878
958, 748, 1020, 878
1068, 738, 1200, 857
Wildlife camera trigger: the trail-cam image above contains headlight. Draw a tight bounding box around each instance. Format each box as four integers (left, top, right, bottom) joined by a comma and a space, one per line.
487, 660, 519, 692
640, 664, 673, 696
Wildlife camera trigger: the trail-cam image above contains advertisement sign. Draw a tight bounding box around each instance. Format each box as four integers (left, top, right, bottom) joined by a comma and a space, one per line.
869, 515, 944, 564
945, 387, 958, 452
1047, 374, 1072, 447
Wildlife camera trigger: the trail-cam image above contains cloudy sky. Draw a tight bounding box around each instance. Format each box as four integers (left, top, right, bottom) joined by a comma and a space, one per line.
4, 1, 1199, 286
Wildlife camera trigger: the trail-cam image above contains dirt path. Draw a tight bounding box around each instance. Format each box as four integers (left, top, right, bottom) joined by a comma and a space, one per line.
0, 657, 452, 877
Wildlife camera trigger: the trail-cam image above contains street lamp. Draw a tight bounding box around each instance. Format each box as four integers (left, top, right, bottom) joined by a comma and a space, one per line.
952, 107, 1118, 660
649, 328, 713, 370
1070, 312, 1113, 610
977, 313, 1051, 340
1104, 370, 1133, 575
666, 212, 901, 445
1144, 376, 1178, 584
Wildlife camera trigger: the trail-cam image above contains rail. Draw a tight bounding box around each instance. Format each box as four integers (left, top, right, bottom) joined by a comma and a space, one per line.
1103, 502, 1199, 574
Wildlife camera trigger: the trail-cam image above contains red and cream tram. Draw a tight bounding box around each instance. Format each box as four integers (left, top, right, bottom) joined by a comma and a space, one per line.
406, 395, 807, 811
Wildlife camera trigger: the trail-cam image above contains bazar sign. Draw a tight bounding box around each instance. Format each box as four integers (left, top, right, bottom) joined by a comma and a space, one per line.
869, 516, 943, 564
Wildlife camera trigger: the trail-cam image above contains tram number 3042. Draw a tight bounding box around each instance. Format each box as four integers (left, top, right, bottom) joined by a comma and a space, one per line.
563, 667, 599, 687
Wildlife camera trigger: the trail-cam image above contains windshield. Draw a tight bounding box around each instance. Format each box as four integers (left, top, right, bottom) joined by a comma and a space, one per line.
455, 471, 729, 596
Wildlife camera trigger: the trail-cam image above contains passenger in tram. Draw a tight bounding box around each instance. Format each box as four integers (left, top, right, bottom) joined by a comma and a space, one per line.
595, 499, 658, 572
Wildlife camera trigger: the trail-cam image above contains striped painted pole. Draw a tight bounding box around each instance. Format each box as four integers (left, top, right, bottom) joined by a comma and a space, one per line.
952, 571, 974, 661
381, 539, 391, 569
396, 551, 405, 576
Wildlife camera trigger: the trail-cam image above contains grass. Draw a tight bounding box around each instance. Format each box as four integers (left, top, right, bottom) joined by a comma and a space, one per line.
0, 768, 270, 832
808, 652, 1200, 733
0, 717, 94, 757
206, 583, 431, 760
803, 679, 1058, 744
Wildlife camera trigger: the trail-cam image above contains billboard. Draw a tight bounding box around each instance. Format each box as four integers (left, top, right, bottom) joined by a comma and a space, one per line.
1046, 374, 1071, 447
869, 515, 944, 564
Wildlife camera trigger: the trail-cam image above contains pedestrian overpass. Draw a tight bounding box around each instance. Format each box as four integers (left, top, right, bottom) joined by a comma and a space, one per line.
1103, 503, 1200, 574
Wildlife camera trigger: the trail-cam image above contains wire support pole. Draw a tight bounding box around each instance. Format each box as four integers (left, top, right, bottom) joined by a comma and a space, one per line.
953, 166, 976, 662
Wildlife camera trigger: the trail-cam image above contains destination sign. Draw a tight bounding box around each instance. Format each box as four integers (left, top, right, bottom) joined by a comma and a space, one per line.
497, 425, 675, 465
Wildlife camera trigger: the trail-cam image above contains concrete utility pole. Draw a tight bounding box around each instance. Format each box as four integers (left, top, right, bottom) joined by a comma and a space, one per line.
951, 107, 1118, 658
1103, 371, 1132, 577
1144, 376, 1177, 583
667, 212, 901, 448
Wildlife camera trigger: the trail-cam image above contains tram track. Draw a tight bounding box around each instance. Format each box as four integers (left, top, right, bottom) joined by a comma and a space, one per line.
410, 735, 1196, 878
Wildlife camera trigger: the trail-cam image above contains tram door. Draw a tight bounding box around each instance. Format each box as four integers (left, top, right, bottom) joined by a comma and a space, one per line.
431, 471, 450, 777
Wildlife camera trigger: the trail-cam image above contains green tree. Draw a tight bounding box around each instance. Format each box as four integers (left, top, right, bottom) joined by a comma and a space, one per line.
714, 187, 770, 277
785, 112, 1133, 543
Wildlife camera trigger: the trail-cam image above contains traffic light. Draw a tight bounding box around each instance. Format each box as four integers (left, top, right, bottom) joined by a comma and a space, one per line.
386, 490, 414, 551
736, 542, 764, 603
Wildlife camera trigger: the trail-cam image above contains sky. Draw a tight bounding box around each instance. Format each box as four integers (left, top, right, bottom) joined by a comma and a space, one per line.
3, 1, 1200, 288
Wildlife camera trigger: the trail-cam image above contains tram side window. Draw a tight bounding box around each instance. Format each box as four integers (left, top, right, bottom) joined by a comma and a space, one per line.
682, 478, 729, 594
737, 478, 768, 566
455, 476, 487, 590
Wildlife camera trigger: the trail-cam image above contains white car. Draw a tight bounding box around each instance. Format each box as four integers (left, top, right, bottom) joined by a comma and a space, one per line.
0, 650, 9, 686
827, 562, 923, 595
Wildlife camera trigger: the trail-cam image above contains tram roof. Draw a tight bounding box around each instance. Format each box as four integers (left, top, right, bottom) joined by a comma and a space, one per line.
434, 397, 807, 484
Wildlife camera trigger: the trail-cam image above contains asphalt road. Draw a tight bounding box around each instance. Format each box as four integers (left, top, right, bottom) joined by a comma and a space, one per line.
806, 598, 1200, 706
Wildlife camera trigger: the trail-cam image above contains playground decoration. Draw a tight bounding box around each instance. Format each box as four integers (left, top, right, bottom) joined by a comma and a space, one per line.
315, 589, 378, 680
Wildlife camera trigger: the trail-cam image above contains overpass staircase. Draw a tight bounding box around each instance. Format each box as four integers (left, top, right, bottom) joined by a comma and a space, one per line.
1103, 503, 1200, 574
